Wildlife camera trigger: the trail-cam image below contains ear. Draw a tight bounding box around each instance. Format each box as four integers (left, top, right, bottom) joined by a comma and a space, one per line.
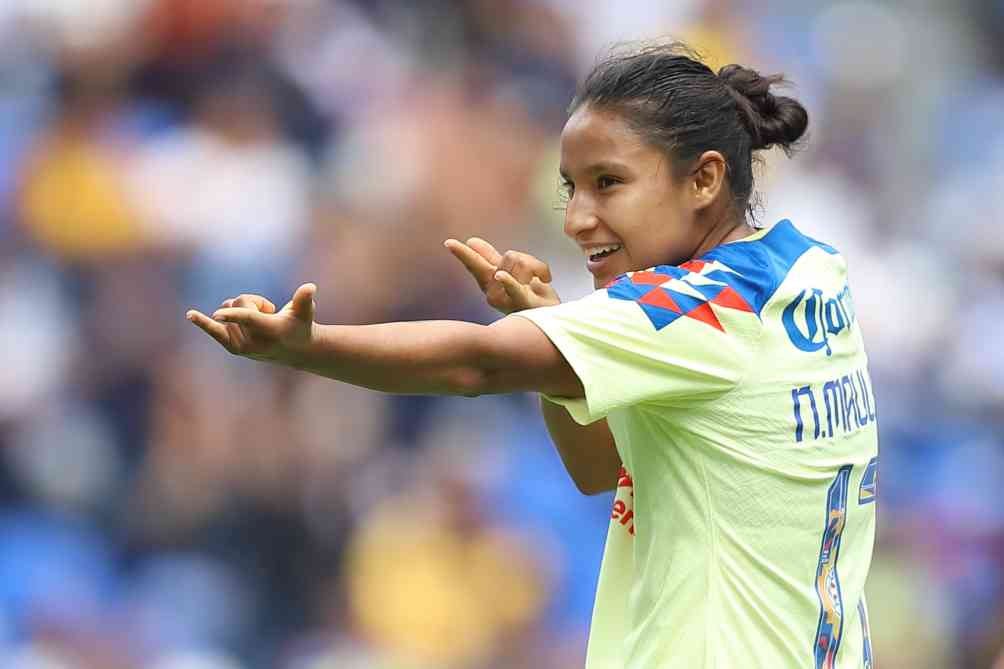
689, 151, 728, 211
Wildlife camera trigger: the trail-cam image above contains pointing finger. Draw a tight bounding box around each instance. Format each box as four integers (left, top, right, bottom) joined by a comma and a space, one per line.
445, 239, 497, 290
211, 307, 273, 329
187, 310, 234, 350
466, 237, 503, 266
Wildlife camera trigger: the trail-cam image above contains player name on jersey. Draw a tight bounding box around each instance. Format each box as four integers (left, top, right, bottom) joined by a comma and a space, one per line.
792, 367, 877, 442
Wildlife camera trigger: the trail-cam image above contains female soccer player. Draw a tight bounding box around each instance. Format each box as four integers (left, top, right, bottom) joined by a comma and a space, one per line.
188, 43, 878, 669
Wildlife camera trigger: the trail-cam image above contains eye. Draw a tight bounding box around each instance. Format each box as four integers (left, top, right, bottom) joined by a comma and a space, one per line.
555, 177, 574, 210
560, 177, 575, 197
597, 175, 620, 190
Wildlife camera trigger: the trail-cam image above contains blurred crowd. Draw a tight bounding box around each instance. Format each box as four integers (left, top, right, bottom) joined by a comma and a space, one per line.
0, 0, 1002, 667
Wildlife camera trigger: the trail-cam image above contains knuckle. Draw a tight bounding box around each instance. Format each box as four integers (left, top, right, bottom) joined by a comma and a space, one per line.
525, 255, 547, 274
501, 251, 525, 273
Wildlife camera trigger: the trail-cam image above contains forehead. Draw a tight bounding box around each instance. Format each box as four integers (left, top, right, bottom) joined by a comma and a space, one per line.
559, 105, 657, 171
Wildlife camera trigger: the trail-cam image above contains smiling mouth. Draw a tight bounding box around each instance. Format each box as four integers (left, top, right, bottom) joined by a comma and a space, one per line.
587, 244, 622, 262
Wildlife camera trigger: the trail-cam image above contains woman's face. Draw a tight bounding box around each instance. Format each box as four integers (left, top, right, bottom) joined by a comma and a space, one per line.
559, 105, 701, 289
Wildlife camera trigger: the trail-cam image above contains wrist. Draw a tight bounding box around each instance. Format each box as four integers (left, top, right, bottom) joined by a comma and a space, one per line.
275, 322, 323, 369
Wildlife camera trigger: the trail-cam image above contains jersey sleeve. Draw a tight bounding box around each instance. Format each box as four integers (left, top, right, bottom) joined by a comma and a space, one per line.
516, 263, 765, 424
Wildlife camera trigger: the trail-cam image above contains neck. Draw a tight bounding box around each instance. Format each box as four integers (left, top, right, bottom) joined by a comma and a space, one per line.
692, 211, 753, 259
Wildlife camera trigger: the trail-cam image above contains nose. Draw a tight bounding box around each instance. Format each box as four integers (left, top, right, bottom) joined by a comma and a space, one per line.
563, 192, 600, 240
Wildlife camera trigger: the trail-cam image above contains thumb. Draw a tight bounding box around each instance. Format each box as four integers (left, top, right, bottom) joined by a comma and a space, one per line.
529, 277, 549, 296
290, 283, 317, 322
494, 270, 530, 306
529, 277, 560, 306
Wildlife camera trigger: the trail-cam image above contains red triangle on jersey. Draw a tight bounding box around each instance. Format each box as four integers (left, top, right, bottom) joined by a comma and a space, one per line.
679, 259, 707, 272
631, 271, 670, 286
638, 287, 682, 312
686, 301, 725, 331
711, 286, 754, 312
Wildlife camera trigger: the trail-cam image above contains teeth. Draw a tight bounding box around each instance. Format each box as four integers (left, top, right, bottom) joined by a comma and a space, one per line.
586, 244, 622, 259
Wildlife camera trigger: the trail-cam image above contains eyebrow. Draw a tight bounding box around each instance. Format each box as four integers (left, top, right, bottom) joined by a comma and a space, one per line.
559, 160, 632, 179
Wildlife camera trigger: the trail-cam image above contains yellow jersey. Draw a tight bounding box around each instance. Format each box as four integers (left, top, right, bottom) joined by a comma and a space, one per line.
518, 220, 878, 668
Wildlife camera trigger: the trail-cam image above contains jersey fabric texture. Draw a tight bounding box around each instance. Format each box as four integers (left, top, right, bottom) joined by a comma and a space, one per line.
517, 220, 878, 669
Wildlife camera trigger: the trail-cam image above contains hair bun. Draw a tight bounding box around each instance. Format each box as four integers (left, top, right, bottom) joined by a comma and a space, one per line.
718, 64, 808, 153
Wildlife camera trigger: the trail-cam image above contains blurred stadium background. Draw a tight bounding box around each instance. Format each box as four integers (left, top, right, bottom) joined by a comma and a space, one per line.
0, 0, 1002, 667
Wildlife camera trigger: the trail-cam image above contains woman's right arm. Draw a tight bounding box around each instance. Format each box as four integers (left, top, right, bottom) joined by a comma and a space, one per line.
446, 237, 619, 495
540, 396, 619, 495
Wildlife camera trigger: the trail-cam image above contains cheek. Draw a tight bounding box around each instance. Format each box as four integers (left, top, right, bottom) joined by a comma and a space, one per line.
635, 201, 691, 263
617, 188, 662, 232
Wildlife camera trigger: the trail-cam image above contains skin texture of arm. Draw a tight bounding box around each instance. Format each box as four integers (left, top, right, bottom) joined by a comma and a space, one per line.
540, 396, 620, 494
197, 298, 584, 398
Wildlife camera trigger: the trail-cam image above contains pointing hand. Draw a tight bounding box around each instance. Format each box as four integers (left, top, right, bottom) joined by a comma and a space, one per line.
444, 237, 560, 314
186, 283, 318, 364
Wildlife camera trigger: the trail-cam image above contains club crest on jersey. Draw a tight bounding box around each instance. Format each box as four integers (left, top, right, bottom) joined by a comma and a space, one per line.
782, 285, 856, 356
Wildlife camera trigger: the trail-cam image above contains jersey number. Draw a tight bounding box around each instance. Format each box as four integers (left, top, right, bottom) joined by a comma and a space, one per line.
813, 465, 851, 669
812, 460, 878, 667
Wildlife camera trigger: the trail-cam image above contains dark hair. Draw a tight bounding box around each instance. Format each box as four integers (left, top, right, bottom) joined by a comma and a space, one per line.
569, 42, 808, 221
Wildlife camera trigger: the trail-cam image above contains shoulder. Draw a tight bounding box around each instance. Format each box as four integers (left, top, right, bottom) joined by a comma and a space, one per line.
697, 219, 843, 315
597, 219, 842, 328
596, 259, 759, 334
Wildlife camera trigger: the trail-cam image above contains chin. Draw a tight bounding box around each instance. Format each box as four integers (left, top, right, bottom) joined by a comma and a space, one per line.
593, 272, 617, 290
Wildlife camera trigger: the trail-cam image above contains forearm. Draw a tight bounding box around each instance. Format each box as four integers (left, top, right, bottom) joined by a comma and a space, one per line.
283, 321, 489, 395
540, 396, 620, 495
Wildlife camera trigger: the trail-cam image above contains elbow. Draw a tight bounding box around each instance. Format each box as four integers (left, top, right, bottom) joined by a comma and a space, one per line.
442, 328, 502, 397
571, 475, 616, 496
444, 366, 491, 398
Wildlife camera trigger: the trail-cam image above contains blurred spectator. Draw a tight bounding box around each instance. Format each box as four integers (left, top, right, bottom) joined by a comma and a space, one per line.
128, 52, 313, 306
343, 472, 549, 668
18, 71, 148, 264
